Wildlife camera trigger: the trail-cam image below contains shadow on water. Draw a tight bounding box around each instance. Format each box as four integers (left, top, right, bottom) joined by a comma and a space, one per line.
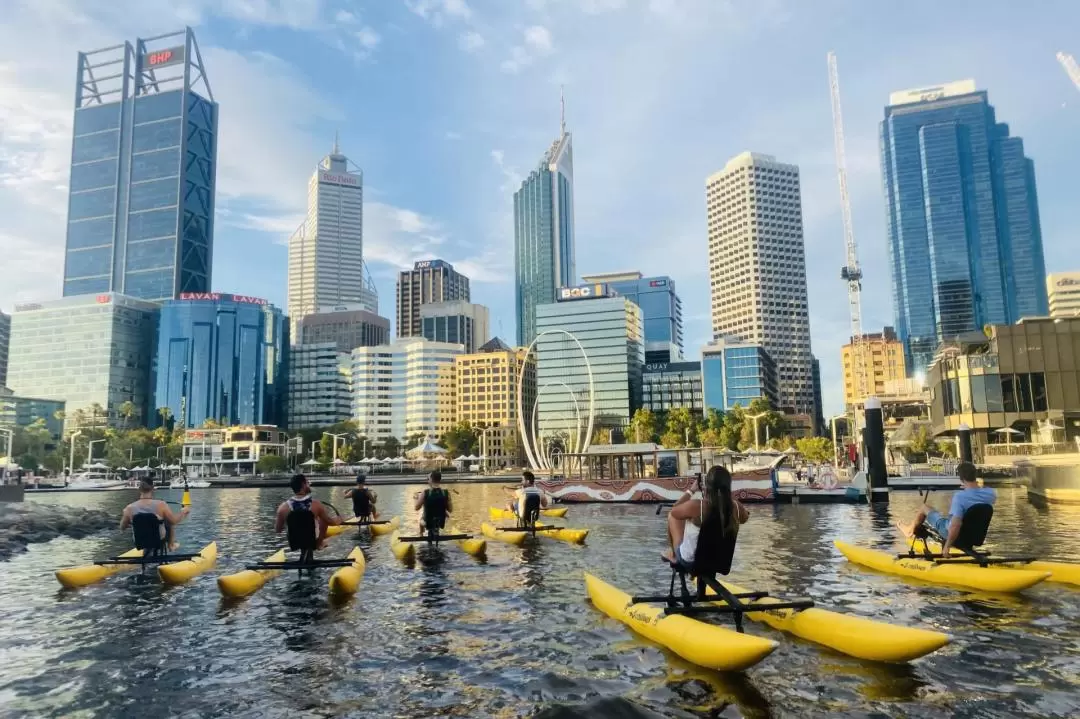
3, 486, 1080, 717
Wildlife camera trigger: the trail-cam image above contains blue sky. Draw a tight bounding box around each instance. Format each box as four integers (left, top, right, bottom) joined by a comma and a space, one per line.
2, 0, 1079, 417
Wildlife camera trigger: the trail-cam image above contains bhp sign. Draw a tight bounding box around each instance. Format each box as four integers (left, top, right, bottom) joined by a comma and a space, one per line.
558, 284, 606, 302
142, 45, 185, 69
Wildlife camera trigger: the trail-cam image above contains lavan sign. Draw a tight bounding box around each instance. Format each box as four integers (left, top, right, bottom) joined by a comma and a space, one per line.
179, 292, 269, 306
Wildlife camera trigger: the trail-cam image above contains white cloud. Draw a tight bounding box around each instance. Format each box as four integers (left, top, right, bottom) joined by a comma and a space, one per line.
459, 30, 485, 52
491, 149, 506, 165
523, 25, 554, 54
405, 0, 472, 26
336, 9, 357, 24
356, 26, 381, 50
445, 130, 462, 140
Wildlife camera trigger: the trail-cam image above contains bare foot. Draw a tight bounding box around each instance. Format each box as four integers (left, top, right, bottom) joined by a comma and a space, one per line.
316, 539, 328, 550
894, 520, 913, 538
661, 549, 676, 564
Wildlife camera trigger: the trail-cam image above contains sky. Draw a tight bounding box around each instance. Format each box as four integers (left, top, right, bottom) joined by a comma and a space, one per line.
2, 0, 1080, 418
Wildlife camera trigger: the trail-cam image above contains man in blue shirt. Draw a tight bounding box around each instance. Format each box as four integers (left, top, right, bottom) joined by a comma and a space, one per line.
896, 461, 996, 557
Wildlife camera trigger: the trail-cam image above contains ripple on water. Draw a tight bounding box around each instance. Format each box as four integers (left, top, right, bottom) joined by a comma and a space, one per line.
0, 486, 1078, 717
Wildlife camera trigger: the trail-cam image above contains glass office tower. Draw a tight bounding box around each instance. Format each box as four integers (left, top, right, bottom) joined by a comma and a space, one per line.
701, 337, 779, 412
514, 109, 575, 347
64, 28, 217, 302
581, 271, 684, 363
881, 80, 1047, 373
154, 294, 288, 429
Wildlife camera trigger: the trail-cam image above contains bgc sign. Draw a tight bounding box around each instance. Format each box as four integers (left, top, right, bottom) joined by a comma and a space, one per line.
558, 284, 608, 302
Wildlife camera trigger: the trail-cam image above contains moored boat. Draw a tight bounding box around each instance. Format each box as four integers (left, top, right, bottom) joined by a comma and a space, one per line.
835, 541, 1051, 593
585, 573, 778, 672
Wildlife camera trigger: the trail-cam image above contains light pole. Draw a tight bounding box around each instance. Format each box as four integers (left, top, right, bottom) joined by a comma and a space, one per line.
323, 432, 347, 472
87, 439, 106, 464
68, 430, 84, 477
828, 413, 847, 469
747, 412, 768, 451
0, 428, 13, 482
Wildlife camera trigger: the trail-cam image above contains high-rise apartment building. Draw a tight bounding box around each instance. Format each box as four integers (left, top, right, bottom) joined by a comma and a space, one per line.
881, 80, 1048, 372
64, 28, 217, 302
294, 306, 389, 353
420, 300, 490, 354
706, 152, 815, 417
841, 327, 906, 408
536, 286, 644, 437
581, 271, 684, 363
287, 343, 352, 429
514, 101, 576, 347
396, 260, 471, 339
287, 140, 376, 338
700, 337, 779, 412
153, 293, 288, 429
0, 310, 9, 390
351, 338, 462, 445
642, 362, 702, 414
7, 294, 158, 429
1048, 273, 1080, 318
455, 338, 537, 468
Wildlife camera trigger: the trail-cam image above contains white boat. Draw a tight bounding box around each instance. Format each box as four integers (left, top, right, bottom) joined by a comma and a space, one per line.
67, 471, 131, 491
170, 478, 211, 489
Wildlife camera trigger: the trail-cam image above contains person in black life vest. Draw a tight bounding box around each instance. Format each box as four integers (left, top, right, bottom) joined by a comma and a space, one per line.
274, 474, 341, 550
344, 474, 378, 521
502, 470, 551, 520
120, 479, 188, 551
413, 470, 452, 535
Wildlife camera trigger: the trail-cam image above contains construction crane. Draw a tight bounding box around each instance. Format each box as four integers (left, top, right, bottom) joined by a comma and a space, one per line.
1057, 51, 1080, 92
827, 51, 868, 409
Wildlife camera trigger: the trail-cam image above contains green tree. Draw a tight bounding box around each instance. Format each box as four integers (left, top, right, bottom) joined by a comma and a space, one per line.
628, 408, 660, 444
157, 406, 173, 429
795, 436, 834, 463
439, 421, 477, 457
504, 430, 519, 467
17, 454, 40, 472
699, 426, 723, 447
88, 402, 106, 429
660, 407, 699, 448
257, 454, 288, 474
405, 433, 425, 451
936, 440, 958, 458
703, 408, 725, 433
909, 426, 934, 460
118, 401, 136, 429
591, 427, 612, 445
381, 436, 402, 458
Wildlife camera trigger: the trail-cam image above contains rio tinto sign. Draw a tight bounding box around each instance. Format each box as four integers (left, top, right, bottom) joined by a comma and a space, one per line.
179, 292, 268, 306
320, 171, 359, 186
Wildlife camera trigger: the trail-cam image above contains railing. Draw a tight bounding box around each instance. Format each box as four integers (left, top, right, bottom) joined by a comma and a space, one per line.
984, 442, 1079, 457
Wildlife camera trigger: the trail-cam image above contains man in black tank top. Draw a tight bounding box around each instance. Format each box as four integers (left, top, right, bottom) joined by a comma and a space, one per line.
413, 470, 453, 534
274, 474, 342, 549
345, 474, 378, 520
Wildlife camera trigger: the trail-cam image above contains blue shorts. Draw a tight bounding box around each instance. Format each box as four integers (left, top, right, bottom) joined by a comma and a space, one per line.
925, 509, 950, 538
674, 545, 694, 569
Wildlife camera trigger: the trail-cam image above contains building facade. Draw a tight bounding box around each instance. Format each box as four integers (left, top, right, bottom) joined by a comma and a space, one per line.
287, 141, 376, 337
642, 361, 702, 415
420, 300, 490, 354
0, 310, 9, 389
0, 389, 66, 442
455, 338, 537, 468
514, 108, 576, 347
706, 152, 815, 417
64, 28, 217, 302
287, 343, 351, 429
153, 293, 288, 430
351, 339, 463, 445
7, 294, 158, 429
293, 306, 389, 353
396, 260, 471, 339
811, 356, 825, 436
928, 317, 1080, 458
701, 337, 779, 412
1048, 272, 1080, 318
581, 271, 684, 363
881, 80, 1048, 373
535, 288, 644, 438
181, 425, 290, 476
841, 327, 907, 408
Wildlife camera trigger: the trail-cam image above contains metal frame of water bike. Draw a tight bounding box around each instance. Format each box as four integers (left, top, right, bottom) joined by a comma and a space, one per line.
95, 551, 203, 575
397, 526, 473, 545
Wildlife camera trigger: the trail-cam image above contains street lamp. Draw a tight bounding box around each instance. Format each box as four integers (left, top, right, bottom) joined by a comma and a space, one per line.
828, 413, 847, 470
0, 428, 13, 482
68, 430, 84, 477
746, 412, 768, 451
323, 432, 347, 472
87, 439, 106, 464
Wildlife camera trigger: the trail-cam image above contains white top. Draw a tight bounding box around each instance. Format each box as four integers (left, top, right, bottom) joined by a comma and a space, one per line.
678, 494, 704, 563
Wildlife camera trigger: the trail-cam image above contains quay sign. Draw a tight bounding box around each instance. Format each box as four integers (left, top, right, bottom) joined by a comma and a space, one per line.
142, 45, 186, 69
179, 292, 269, 306
320, 171, 359, 186
558, 283, 608, 302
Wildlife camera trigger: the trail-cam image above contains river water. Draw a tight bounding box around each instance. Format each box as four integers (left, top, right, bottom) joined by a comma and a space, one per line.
0, 484, 1077, 718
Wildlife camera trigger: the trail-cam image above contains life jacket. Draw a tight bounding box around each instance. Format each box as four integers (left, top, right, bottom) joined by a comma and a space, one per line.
286, 495, 317, 555
130, 501, 166, 554
352, 488, 372, 519
518, 487, 542, 526
422, 488, 449, 531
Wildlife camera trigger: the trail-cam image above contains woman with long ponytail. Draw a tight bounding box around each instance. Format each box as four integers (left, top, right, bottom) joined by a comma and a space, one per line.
663, 466, 749, 569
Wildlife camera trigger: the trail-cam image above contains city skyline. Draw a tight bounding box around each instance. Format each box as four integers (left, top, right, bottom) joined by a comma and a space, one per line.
2, 2, 1080, 417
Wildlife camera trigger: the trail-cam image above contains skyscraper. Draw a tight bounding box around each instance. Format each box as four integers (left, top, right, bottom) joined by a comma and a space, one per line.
420, 300, 490, 353
514, 95, 576, 347
396, 260, 470, 339
706, 152, 815, 418
1047, 272, 1080, 317
64, 28, 217, 302
0, 310, 9, 390
881, 80, 1048, 372
580, 271, 684, 363
287, 139, 376, 338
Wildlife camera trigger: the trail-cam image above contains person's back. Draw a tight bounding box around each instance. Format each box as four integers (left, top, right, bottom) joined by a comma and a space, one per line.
949, 485, 996, 521
415, 471, 452, 533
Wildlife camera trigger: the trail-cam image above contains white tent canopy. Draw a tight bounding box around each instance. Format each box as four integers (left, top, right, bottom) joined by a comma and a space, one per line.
331, 458, 346, 465
83, 461, 110, 470
300, 458, 320, 466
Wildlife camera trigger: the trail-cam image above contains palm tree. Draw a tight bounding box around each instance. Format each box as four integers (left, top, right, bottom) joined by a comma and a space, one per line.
119, 401, 136, 430
88, 402, 105, 428
157, 406, 173, 428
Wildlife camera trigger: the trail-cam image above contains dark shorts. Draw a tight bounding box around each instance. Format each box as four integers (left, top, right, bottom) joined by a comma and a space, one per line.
673, 545, 694, 569
925, 509, 950, 538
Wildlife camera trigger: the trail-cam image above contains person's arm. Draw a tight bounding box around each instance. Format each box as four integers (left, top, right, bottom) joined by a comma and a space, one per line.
673, 491, 693, 508
941, 516, 962, 557
344, 488, 355, 498
667, 499, 699, 551
540, 492, 551, 508
315, 500, 342, 526
119, 506, 131, 530
274, 503, 288, 533
733, 498, 750, 524
446, 492, 453, 514
413, 491, 425, 511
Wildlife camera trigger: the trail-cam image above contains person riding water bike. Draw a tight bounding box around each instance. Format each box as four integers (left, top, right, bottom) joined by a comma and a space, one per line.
344, 474, 378, 521
275, 474, 341, 551
414, 470, 453, 536
663, 466, 749, 568
895, 461, 995, 558
120, 479, 189, 552
502, 470, 551, 524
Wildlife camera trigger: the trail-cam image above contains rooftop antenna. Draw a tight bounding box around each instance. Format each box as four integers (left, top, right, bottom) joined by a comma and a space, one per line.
560, 85, 566, 136
333, 129, 340, 155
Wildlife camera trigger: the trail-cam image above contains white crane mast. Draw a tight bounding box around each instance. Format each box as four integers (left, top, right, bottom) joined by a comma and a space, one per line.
1058, 51, 1080, 92
827, 51, 868, 408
